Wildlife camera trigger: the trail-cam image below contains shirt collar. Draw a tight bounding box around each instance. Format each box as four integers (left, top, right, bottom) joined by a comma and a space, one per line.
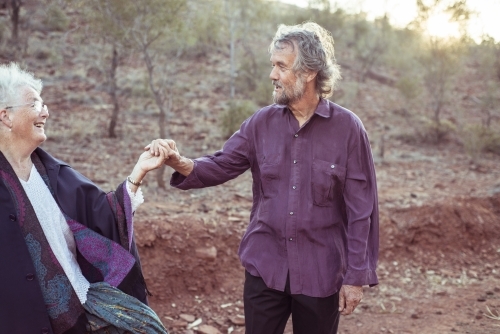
280, 98, 331, 118
314, 98, 330, 118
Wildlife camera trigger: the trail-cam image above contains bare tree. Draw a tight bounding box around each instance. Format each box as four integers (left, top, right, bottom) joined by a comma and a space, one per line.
127, 0, 185, 187
7, 0, 21, 43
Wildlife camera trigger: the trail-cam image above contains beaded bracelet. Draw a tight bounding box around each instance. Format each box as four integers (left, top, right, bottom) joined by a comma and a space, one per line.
127, 176, 142, 186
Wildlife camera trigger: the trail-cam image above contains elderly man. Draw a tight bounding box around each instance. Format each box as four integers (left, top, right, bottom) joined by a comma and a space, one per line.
149, 22, 379, 334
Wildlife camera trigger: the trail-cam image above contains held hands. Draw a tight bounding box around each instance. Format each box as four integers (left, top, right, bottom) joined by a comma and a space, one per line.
145, 139, 194, 177
145, 139, 180, 166
338, 285, 363, 316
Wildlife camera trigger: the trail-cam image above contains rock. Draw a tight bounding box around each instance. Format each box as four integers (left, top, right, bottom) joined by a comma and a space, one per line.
196, 324, 222, 334
195, 246, 217, 260
171, 320, 188, 328
229, 315, 245, 326
180, 314, 196, 322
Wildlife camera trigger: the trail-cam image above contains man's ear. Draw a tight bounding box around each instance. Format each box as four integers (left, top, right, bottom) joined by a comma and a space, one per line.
305, 71, 318, 83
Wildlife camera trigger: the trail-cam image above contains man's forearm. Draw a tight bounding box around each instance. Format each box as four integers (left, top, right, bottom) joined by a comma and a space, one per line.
167, 156, 194, 177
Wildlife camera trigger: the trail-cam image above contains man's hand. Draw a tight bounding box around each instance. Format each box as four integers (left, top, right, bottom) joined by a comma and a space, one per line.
145, 139, 180, 163
338, 285, 363, 315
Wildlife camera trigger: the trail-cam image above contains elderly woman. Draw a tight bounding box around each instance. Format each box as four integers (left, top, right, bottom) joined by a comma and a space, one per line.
0, 63, 168, 334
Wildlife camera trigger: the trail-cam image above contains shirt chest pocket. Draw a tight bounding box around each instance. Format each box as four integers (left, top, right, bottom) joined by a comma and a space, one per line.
311, 159, 346, 207
260, 162, 281, 199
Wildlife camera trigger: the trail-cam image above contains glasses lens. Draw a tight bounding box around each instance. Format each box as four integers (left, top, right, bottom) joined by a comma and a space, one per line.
33, 101, 43, 112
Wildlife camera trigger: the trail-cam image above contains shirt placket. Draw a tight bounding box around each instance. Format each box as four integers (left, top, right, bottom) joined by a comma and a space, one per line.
286, 128, 304, 293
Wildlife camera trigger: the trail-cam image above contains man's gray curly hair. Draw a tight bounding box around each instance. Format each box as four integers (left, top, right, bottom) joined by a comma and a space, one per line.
269, 22, 341, 98
0, 62, 43, 107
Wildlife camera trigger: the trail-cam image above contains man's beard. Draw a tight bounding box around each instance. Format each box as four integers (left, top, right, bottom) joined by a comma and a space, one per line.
272, 75, 306, 105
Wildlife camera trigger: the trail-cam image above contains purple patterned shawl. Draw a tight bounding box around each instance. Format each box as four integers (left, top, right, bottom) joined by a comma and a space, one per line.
0, 151, 136, 333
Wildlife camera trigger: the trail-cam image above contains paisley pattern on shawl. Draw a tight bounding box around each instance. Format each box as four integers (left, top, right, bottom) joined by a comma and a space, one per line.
25, 234, 72, 319
68, 216, 135, 288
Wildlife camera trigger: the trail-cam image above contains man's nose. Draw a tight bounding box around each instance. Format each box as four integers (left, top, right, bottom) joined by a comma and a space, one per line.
269, 66, 279, 80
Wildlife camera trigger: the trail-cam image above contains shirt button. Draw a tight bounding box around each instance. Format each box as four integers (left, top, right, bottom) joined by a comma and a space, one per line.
292, 186, 296, 189
9, 214, 16, 222
289, 212, 294, 215
294, 134, 298, 138
41, 328, 49, 334
331, 164, 335, 169
289, 238, 293, 241
26, 273, 35, 281
293, 160, 297, 164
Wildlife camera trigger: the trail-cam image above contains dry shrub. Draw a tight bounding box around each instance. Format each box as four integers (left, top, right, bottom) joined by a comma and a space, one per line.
43, 5, 70, 32
220, 99, 257, 139
461, 124, 500, 159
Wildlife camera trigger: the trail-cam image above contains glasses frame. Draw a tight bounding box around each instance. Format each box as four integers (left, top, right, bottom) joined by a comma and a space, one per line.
5, 101, 47, 113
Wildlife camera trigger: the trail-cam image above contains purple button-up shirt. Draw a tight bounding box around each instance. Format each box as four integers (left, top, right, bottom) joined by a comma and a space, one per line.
171, 98, 379, 297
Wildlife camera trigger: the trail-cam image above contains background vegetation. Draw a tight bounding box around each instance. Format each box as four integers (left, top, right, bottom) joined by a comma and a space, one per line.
1, 0, 499, 185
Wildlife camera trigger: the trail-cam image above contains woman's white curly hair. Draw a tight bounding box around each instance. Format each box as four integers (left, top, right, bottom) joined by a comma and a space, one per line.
0, 62, 43, 107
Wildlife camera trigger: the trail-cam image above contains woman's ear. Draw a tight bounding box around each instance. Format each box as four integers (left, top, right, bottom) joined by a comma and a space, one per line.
0, 109, 13, 129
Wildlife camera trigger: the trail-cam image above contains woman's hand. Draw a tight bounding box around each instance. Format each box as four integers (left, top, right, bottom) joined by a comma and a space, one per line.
136, 149, 168, 173
127, 147, 168, 193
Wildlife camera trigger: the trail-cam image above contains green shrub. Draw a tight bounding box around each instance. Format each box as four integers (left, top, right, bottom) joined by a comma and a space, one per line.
220, 99, 257, 139
462, 124, 500, 159
44, 5, 70, 32
421, 117, 456, 144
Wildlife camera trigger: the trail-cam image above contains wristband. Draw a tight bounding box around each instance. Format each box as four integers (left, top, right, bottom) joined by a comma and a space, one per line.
127, 176, 142, 186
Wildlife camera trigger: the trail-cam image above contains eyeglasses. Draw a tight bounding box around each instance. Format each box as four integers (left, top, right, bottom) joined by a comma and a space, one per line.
5, 101, 48, 113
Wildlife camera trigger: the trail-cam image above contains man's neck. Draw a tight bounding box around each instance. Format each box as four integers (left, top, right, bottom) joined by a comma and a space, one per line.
288, 92, 321, 127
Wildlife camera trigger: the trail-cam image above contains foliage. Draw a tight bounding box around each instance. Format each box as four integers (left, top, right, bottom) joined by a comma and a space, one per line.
43, 4, 70, 31
220, 99, 257, 139
461, 124, 500, 159
418, 37, 464, 125
351, 16, 391, 81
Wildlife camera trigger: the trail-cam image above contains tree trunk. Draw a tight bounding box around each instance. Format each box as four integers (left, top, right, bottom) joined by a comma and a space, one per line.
10, 0, 21, 43
143, 48, 168, 188
108, 45, 120, 138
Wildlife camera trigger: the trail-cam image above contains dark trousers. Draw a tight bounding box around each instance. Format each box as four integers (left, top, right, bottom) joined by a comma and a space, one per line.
243, 271, 340, 334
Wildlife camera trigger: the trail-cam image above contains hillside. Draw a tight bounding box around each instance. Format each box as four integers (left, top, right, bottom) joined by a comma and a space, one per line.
1, 1, 500, 333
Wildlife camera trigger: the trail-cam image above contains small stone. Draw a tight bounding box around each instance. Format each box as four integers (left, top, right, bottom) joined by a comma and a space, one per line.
180, 314, 196, 322
411, 314, 419, 319
196, 324, 222, 334
214, 318, 226, 326
195, 246, 217, 260
476, 315, 483, 320
477, 297, 487, 302
229, 315, 245, 326
171, 320, 188, 328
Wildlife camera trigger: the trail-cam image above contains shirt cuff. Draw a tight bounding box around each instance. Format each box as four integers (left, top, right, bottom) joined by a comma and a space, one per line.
170, 160, 206, 189
125, 180, 144, 213
343, 268, 379, 287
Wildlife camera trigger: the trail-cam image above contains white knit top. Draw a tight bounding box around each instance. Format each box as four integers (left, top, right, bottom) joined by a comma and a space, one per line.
19, 165, 143, 304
